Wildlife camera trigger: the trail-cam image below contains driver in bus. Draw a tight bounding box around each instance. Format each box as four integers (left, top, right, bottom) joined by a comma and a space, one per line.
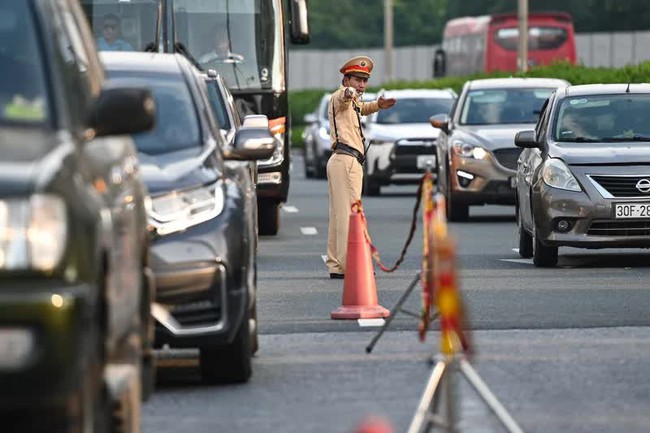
199, 30, 244, 65
96, 14, 134, 52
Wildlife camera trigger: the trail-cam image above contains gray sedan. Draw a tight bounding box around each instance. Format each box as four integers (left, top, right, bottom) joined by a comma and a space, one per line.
516, 83, 650, 267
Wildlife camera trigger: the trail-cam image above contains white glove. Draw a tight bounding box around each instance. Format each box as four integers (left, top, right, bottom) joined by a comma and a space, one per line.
344, 86, 358, 98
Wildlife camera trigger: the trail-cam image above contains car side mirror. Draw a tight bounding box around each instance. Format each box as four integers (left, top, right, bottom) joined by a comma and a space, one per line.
289, 0, 310, 44
429, 113, 450, 134
87, 87, 155, 138
227, 115, 276, 161
303, 113, 317, 124
514, 130, 538, 148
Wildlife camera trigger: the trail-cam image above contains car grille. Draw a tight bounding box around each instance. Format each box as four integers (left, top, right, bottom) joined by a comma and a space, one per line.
170, 299, 222, 327
588, 220, 650, 237
391, 138, 436, 173
589, 175, 650, 198
492, 148, 522, 170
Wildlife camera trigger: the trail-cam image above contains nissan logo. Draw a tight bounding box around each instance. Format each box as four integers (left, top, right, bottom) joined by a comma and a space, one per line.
636, 179, 650, 193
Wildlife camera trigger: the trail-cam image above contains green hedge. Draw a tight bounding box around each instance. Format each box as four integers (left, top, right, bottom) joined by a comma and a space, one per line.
289, 61, 650, 147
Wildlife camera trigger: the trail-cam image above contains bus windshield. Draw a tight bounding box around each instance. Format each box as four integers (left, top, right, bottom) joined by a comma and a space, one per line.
80, 0, 158, 52
174, 0, 283, 92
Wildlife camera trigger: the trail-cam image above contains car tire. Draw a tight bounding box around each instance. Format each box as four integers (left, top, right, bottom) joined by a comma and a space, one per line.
363, 176, 380, 196
532, 227, 558, 267
445, 173, 468, 221
140, 266, 155, 402
518, 212, 533, 258
199, 307, 252, 384
258, 202, 280, 236
315, 160, 327, 179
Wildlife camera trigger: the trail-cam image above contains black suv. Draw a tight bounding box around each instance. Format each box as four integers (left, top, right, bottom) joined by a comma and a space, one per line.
0, 0, 155, 431
101, 52, 276, 384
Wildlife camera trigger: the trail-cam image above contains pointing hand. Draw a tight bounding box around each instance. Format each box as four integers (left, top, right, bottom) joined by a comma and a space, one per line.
378, 96, 396, 109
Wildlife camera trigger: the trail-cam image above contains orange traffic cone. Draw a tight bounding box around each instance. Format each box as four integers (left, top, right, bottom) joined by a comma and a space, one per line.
354, 416, 394, 433
331, 210, 390, 320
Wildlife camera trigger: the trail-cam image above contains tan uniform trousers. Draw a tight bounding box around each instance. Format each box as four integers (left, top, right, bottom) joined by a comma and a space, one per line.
326, 152, 363, 274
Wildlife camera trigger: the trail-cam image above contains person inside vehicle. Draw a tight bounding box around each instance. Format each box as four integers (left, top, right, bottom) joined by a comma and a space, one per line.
199, 29, 244, 65
96, 14, 134, 52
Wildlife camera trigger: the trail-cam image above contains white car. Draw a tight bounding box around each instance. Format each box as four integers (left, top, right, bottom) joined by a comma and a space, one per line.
363, 88, 456, 195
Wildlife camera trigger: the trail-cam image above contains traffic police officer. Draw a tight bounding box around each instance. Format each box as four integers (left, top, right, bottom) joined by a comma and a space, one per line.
326, 55, 396, 279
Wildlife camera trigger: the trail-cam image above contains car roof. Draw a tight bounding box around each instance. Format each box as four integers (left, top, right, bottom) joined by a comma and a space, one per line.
99, 51, 186, 74
467, 77, 569, 90
379, 88, 456, 99
558, 83, 650, 97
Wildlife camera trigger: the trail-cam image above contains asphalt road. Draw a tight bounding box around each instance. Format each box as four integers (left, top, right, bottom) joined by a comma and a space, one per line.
144, 154, 650, 433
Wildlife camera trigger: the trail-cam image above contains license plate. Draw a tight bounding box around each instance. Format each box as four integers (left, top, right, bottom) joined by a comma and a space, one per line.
0, 328, 33, 369
509, 177, 517, 189
614, 203, 650, 219
416, 155, 436, 170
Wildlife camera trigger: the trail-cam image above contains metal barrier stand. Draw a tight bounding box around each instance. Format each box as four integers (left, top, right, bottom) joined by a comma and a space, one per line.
365, 272, 439, 354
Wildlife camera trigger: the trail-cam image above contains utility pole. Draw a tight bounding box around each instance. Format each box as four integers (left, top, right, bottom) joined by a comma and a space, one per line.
384, 0, 393, 82
517, 0, 529, 72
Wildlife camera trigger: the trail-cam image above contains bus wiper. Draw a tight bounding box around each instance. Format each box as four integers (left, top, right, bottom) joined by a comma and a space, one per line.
174, 42, 203, 71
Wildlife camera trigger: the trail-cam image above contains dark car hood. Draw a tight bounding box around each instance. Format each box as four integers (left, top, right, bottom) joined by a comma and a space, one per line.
138, 147, 221, 195
550, 142, 650, 165
458, 124, 533, 150
0, 126, 70, 195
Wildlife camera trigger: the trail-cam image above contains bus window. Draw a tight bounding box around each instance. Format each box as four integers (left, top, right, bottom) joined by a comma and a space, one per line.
495, 27, 569, 51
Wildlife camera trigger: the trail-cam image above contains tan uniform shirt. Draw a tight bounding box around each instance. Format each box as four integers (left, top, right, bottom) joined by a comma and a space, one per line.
328, 86, 381, 154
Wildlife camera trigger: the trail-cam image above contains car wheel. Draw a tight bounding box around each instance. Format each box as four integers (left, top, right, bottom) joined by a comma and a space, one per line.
250, 302, 259, 355
258, 202, 280, 236
315, 160, 327, 179
532, 227, 558, 267
445, 172, 468, 221
362, 176, 380, 196
518, 211, 533, 258
199, 306, 252, 384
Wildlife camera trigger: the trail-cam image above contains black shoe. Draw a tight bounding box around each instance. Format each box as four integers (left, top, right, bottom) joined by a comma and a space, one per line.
329, 273, 345, 279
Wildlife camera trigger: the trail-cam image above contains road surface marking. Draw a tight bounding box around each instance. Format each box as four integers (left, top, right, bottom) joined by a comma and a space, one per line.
358, 318, 385, 327
499, 258, 533, 265
283, 205, 299, 213
300, 227, 318, 235
321, 255, 327, 263
512, 248, 519, 253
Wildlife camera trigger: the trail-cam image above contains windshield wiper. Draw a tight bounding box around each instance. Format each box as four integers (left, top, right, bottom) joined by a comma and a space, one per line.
564, 137, 599, 142
601, 136, 650, 142
174, 42, 203, 71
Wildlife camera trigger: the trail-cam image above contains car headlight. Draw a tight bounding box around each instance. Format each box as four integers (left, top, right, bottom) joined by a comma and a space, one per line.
0, 194, 67, 271
452, 140, 488, 159
541, 158, 581, 192
318, 126, 330, 141
148, 182, 225, 236
259, 117, 285, 167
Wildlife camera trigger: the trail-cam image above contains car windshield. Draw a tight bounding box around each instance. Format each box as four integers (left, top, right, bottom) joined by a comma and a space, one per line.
0, 0, 49, 126
174, 0, 282, 91
554, 94, 650, 143
460, 88, 553, 125
80, 0, 158, 52
107, 72, 202, 155
376, 97, 454, 124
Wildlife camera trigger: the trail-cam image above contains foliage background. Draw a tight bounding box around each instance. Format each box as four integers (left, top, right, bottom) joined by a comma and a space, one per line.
301, 0, 650, 50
